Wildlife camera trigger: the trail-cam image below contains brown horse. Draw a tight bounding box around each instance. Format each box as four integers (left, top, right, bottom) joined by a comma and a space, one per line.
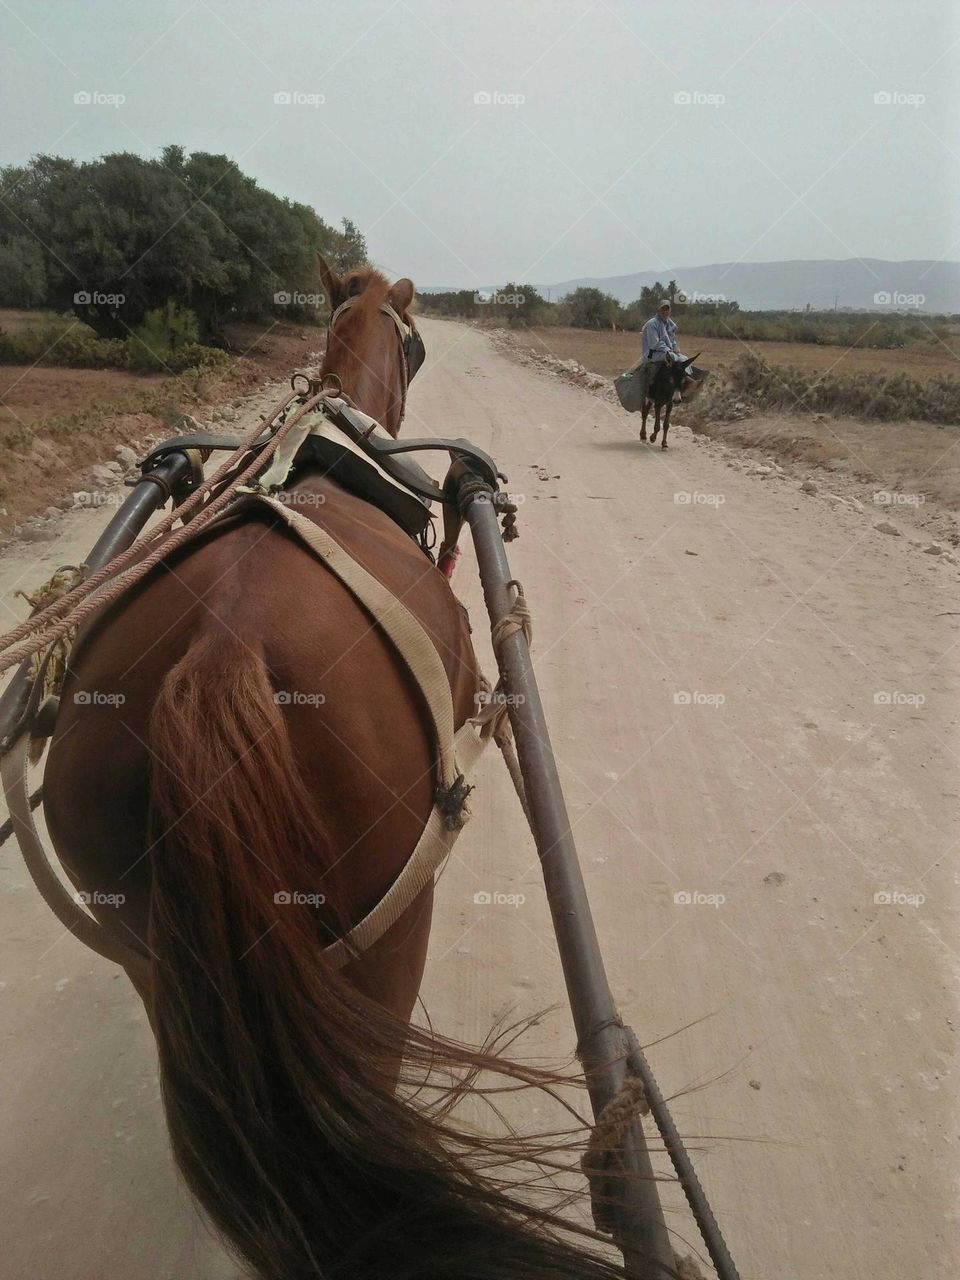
40, 260, 644, 1279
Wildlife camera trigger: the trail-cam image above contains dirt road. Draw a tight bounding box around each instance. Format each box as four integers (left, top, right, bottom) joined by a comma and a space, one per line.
0, 318, 956, 1279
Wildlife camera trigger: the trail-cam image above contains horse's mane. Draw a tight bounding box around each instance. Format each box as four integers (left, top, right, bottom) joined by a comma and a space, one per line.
335, 266, 417, 317
339, 266, 391, 305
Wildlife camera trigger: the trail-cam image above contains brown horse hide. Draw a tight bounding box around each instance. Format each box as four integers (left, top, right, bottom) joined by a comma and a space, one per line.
44, 469, 480, 1011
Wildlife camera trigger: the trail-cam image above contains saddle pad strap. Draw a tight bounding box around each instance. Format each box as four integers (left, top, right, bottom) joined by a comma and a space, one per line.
324, 719, 486, 967
254, 494, 459, 790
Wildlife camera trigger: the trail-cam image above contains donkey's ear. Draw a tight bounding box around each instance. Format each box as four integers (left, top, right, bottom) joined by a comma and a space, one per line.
316, 252, 342, 312
388, 277, 415, 318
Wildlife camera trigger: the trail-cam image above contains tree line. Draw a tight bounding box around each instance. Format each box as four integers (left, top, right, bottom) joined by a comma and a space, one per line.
418, 280, 949, 349
0, 146, 366, 344
418, 280, 738, 331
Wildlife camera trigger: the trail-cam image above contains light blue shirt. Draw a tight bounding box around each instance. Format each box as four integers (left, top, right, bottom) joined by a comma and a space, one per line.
641, 313, 679, 361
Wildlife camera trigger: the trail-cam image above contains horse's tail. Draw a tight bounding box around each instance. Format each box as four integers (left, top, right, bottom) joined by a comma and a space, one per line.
147, 629, 639, 1280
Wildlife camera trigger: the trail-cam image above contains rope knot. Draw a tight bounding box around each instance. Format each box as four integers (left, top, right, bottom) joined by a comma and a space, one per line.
490, 580, 532, 654
581, 1074, 650, 1235
435, 772, 473, 831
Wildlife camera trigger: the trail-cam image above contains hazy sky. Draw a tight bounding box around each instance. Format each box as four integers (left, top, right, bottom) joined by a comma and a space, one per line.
2, 0, 958, 287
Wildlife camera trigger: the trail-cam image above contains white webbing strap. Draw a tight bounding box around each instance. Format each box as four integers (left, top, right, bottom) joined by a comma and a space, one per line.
0, 731, 149, 979
251, 494, 487, 966
323, 720, 485, 968
254, 494, 460, 792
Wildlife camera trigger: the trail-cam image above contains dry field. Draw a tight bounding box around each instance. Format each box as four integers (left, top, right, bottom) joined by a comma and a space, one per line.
0, 311, 324, 530
0, 365, 166, 432
502, 324, 960, 381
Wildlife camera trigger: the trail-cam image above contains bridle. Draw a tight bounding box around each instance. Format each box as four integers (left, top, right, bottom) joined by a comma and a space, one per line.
323, 294, 425, 427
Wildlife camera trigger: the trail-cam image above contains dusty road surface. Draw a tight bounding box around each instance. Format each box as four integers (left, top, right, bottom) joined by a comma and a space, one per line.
0, 318, 956, 1279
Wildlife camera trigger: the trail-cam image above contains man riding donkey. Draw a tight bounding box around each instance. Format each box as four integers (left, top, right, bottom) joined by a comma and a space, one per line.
639, 299, 688, 389
614, 298, 706, 448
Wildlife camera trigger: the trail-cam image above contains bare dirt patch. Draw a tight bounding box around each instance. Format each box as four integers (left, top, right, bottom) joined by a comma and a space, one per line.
0, 365, 166, 430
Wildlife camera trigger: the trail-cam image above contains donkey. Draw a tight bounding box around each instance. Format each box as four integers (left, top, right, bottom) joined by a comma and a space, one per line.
639, 354, 699, 449
40, 258, 647, 1280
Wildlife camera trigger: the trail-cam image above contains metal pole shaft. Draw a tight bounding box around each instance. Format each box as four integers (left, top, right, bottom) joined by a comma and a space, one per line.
464, 488, 676, 1279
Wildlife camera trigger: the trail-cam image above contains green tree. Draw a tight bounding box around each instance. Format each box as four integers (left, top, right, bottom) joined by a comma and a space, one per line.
563, 286, 620, 329
0, 236, 46, 306
0, 148, 365, 342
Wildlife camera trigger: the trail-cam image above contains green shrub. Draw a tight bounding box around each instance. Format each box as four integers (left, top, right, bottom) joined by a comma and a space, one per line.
722, 352, 960, 424
0, 307, 228, 374
0, 319, 126, 368
127, 301, 200, 370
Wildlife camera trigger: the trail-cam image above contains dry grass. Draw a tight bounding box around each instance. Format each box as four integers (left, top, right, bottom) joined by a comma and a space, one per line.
0, 310, 326, 532
0, 365, 166, 431
697, 413, 960, 511
502, 325, 959, 382
0, 308, 64, 335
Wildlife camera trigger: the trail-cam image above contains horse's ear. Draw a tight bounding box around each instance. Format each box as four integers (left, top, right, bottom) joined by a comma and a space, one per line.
388, 277, 415, 319
316, 252, 342, 312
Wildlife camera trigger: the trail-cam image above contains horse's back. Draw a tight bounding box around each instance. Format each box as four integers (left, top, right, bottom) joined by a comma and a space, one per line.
43, 476, 478, 944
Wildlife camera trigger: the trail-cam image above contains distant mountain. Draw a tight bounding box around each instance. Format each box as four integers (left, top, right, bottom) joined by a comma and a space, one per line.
542, 259, 959, 314
422, 259, 960, 313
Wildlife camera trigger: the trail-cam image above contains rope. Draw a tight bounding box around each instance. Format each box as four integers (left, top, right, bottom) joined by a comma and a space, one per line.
581, 1075, 651, 1234
490, 579, 532, 653
0, 390, 314, 679
494, 733, 533, 829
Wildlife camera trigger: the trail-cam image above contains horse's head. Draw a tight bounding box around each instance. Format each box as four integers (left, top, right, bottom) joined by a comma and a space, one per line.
316, 254, 424, 438
678, 353, 707, 402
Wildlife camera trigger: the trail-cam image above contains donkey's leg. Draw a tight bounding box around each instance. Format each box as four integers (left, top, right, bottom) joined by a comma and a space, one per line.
639, 398, 648, 441
661, 404, 671, 448
650, 404, 660, 443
